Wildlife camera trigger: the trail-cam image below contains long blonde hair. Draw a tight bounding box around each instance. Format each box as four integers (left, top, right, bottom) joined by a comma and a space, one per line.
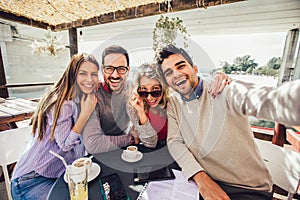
133, 63, 169, 115
31, 53, 99, 141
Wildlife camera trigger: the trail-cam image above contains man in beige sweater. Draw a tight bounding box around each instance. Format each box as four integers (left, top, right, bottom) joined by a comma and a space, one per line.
157, 45, 300, 200
82, 45, 229, 154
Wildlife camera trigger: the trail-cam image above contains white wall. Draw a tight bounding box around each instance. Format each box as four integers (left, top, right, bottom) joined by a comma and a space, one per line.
0, 21, 70, 98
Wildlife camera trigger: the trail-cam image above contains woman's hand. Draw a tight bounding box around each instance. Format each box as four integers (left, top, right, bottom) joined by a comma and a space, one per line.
208, 71, 231, 98
130, 93, 145, 115
129, 93, 149, 125
72, 93, 97, 134
80, 93, 97, 118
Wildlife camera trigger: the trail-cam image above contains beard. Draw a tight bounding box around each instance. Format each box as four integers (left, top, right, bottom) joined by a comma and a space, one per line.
105, 77, 125, 94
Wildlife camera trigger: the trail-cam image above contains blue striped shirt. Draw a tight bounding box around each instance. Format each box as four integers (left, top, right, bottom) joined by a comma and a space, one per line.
12, 100, 85, 179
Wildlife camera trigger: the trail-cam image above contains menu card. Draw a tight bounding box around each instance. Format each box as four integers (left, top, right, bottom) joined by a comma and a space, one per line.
137, 169, 199, 200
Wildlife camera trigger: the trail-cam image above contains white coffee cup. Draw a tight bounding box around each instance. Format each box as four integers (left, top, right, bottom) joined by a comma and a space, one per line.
123, 146, 138, 159
72, 157, 92, 174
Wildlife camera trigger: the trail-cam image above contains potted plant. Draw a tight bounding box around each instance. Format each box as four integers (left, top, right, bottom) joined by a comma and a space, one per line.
153, 15, 189, 59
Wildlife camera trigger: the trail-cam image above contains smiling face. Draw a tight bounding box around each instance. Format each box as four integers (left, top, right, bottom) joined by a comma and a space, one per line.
76, 61, 99, 94
161, 53, 199, 99
102, 53, 129, 94
139, 76, 163, 108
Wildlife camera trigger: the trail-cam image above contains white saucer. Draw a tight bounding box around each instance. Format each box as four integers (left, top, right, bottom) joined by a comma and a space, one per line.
121, 151, 143, 162
64, 162, 101, 183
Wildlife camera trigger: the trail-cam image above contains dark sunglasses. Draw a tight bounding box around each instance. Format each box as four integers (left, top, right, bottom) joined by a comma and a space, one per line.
138, 90, 162, 98
103, 65, 128, 75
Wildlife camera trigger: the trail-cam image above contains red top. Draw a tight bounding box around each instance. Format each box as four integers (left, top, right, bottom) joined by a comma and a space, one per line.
146, 110, 168, 141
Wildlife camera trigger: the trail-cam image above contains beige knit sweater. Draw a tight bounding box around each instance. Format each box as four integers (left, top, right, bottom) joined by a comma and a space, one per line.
167, 79, 300, 192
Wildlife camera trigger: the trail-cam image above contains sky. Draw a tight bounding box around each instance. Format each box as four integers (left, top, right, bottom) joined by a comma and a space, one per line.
192, 32, 287, 68
79, 31, 287, 74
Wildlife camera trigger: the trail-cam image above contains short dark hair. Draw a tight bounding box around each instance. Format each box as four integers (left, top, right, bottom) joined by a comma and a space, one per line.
157, 44, 193, 67
156, 45, 193, 85
102, 45, 129, 66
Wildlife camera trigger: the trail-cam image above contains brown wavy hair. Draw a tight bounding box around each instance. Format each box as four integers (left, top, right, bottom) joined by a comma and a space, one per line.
31, 53, 99, 141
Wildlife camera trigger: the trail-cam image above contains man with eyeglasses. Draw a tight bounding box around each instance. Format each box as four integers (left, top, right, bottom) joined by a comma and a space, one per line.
82, 45, 229, 154
82, 45, 138, 154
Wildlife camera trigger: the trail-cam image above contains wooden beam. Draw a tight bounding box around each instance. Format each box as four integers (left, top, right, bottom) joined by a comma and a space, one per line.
272, 123, 286, 147
0, 11, 51, 30
0, 82, 54, 89
277, 29, 299, 84
52, 0, 245, 31
293, 31, 300, 80
68, 28, 78, 57
273, 29, 299, 146
0, 47, 9, 98
0, 0, 245, 31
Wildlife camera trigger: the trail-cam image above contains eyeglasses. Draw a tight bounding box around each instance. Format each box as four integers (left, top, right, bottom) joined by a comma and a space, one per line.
103, 65, 128, 75
138, 90, 162, 98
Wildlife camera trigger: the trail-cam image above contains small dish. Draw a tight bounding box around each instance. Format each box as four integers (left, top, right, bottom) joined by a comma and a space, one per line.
64, 162, 101, 183
121, 151, 143, 163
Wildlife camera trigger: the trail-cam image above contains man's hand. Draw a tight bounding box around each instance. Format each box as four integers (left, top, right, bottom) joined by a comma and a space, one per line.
129, 127, 140, 144
208, 71, 231, 98
193, 171, 230, 200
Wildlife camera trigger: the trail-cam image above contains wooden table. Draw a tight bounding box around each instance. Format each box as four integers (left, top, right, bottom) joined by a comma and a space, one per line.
0, 98, 37, 129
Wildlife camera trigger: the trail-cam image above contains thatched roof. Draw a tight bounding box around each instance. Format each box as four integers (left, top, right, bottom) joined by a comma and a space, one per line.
0, 0, 244, 31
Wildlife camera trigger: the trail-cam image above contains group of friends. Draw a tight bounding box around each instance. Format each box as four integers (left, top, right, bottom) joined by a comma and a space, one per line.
10, 44, 300, 200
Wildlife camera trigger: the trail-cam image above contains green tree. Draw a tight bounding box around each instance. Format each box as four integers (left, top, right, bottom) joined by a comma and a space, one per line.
250, 119, 275, 128
221, 61, 231, 74
233, 55, 258, 73
266, 57, 281, 70
255, 57, 281, 76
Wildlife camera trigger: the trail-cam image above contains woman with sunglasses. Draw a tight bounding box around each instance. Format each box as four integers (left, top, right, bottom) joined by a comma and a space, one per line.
127, 63, 168, 148
127, 63, 231, 148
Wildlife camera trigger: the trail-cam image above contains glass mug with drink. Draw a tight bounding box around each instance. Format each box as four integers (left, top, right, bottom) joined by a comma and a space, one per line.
66, 164, 88, 200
